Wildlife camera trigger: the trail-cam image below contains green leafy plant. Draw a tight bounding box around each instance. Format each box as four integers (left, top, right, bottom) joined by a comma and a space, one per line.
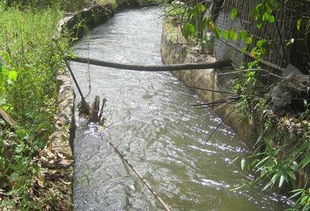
0, 57, 18, 111
0, 5, 70, 209
181, 3, 206, 39
289, 187, 310, 211
167, 0, 310, 209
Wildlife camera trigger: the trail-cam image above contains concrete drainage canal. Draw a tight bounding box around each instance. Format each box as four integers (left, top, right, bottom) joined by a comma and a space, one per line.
70, 7, 290, 210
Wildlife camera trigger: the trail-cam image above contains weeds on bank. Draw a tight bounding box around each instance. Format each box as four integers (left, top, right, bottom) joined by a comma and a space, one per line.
232, 62, 310, 210
166, 1, 309, 208
0, 0, 159, 208
6, 0, 92, 11
0, 5, 70, 209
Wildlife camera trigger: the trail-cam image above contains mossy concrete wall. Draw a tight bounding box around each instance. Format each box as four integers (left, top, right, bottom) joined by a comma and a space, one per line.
160, 21, 254, 143
60, 3, 132, 41
160, 20, 309, 188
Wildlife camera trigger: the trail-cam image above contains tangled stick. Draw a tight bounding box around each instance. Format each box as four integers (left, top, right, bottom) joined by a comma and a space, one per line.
0, 107, 17, 128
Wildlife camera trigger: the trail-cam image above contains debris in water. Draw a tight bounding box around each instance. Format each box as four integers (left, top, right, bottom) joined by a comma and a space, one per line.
78, 95, 106, 125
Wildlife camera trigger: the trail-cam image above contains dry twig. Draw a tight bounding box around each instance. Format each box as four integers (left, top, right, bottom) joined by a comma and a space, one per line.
0, 107, 17, 127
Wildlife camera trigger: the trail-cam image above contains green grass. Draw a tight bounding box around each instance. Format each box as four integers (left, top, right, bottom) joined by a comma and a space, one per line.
0, 5, 70, 209
6, 0, 92, 11
0, 0, 160, 208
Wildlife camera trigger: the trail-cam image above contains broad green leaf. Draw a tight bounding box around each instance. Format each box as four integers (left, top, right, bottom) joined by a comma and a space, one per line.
196, 4, 205, 13
254, 156, 270, 169
2, 105, 10, 111
297, 18, 302, 30
241, 157, 246, 170
291, 188, 304, 193
263, 173, 278, 190
246, 37, 253, 44
287, 38, 294, 46
8, 70, 18, 81
230, 29, 238, 41
230, 8, 238, 20
239, 30, 247, 42
241, 47, 247, 53
264, 13, 275, 23
290, 189, 304, 199
263, 181, 273, 190
268, 15, 275, 23
256, 39, 266, 48
303, 99, 308, 107
213, 27, 222, 38
256, 23, 262, 29
182, 23, 195, 38
299, 154, 310, 169
278, 175, 285, 188
15, 145, 24, 153
300, 194, 309, 204
1, 67, 9, 76
287, 171, 296, 181
224, 30, 230, 40
0, 97, 6, 106
262, 13, 267, 21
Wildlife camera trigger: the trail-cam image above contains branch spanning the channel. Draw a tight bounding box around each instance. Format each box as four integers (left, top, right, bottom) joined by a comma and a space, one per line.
67, 56, 232, 71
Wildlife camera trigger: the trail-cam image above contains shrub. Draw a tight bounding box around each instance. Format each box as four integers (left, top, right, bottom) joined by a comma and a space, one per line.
0, 5, 69, 208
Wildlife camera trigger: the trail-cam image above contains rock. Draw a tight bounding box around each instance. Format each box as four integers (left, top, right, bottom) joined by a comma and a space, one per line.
282, 63, 310, 90
268, 82, 292, 112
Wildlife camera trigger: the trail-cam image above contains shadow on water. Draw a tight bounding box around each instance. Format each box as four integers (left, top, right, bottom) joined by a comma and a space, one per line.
71, 7, 290, 211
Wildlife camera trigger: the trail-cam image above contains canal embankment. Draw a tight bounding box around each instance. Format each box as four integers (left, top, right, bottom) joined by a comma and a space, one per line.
160, 8, 309, 210
70, 6, 289, 210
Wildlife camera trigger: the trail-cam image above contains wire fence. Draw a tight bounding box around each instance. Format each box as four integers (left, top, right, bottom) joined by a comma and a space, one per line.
218, 0, 310, 73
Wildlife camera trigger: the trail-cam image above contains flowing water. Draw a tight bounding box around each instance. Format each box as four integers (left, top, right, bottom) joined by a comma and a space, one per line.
71, 7, 289, 211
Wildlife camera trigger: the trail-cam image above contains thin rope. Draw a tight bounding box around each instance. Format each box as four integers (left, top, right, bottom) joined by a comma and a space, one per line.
85, 35, 92, 98
205, 110, 233, 143
99, 130, 171, 211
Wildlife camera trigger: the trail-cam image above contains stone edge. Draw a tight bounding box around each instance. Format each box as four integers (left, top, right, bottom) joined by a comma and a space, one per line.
160, 20, 309, 188
160, 21, 254, 143
37, 3, 132, 208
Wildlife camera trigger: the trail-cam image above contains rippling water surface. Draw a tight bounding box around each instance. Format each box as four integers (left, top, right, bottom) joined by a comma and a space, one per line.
71, 7, 289, 210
